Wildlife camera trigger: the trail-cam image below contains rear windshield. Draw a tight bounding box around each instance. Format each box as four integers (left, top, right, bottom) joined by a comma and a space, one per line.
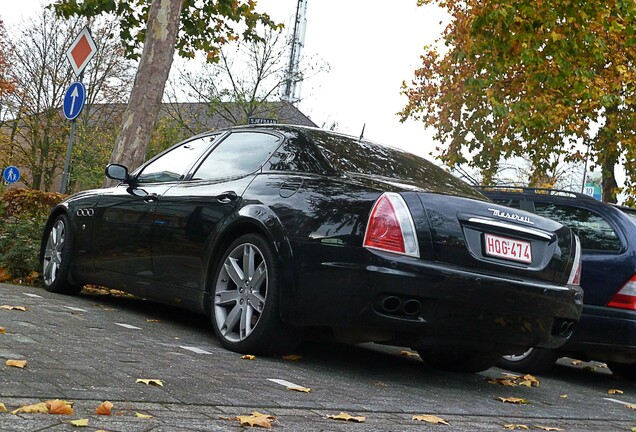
305, 129, 483, 198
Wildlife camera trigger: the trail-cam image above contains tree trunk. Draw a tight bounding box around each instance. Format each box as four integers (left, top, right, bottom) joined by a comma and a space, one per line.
596, 106, 620, 204
107, 0, 184, 178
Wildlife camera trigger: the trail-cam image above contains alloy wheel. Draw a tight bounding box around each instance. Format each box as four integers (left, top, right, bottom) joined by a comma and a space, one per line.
43, 220, 65, 286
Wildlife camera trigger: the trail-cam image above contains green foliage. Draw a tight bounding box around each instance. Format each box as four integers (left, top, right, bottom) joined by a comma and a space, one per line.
0, 188, 66, 283
52, 0, 282, 63
402, 0, 636, 203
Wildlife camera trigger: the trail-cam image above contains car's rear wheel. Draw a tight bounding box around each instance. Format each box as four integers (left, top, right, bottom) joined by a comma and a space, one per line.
497, 348, 558, 374
608, 362, 636, 379
417, 349, 501, 373
211, 233, 298, 354
42, 214, 82, 295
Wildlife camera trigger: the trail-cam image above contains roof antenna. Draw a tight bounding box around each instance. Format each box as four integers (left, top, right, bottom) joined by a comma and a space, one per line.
359, 123, 366, 141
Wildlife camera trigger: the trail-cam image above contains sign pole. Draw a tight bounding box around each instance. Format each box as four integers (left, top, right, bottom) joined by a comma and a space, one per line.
60, 119, 76, 194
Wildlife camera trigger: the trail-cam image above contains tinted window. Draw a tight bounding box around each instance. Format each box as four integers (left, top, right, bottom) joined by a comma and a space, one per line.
264, 134, 329, 174
192, 132, 281, 180
492, 198, 521, 209
305, 129, 484, 199
534, 202, 622, 251
137, 136, 213, 183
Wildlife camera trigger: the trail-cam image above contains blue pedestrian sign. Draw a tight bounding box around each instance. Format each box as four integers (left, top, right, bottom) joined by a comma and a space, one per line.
63, 82, 86, 120
3, 166, 20, 184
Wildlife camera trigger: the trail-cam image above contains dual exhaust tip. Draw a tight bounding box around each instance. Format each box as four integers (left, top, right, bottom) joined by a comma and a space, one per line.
378, 295, 422, 317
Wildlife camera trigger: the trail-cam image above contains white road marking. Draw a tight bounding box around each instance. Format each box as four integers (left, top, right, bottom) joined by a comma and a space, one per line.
114, 323, 142, 330
180, 346, 213, 355
64, 306, 87, 312
268, 378, 304, 388
604, 397, 635, 405
23, 293, 43, 298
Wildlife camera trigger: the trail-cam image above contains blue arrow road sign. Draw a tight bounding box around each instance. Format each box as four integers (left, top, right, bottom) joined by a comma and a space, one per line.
63, 82, 86, 120
3, 166, 20, 184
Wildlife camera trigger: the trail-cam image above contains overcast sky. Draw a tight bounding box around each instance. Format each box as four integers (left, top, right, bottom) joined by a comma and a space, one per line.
1, 0, 448, 159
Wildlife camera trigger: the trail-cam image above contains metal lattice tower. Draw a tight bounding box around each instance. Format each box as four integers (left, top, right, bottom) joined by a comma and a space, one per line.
282, 0, 308, 104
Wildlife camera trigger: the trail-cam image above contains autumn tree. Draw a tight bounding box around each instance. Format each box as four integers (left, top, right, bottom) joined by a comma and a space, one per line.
2, 8, 133, 191
53, 0, 280, 175
401, 0, 636, 203
0, 20, 13, 98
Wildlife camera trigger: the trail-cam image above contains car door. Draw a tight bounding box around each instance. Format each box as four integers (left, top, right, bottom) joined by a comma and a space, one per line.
150, 131, 283, 303
92, 135, 213, 292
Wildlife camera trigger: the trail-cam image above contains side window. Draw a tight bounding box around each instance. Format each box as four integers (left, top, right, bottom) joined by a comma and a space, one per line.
264, 135, 329, 174
136, 136, 214, 183
192, 132, 281, 180
492, 198, 521, 209
534, 202, 623, 252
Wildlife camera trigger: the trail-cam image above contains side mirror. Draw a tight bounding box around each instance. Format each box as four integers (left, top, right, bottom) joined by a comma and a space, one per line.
105, 164, 129, 182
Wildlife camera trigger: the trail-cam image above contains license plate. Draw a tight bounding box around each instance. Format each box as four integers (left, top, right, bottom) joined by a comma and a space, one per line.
484, 233, 532, 264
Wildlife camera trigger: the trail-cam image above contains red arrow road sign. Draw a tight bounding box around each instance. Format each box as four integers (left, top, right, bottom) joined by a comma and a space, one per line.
66, 27, 97, 77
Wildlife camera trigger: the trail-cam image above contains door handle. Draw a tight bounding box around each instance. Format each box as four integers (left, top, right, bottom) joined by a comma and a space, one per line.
144, 193, 159, 203
217, 191, 238, 203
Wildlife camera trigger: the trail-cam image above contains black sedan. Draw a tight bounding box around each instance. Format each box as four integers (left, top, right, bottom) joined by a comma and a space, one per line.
40, 125, 583, 373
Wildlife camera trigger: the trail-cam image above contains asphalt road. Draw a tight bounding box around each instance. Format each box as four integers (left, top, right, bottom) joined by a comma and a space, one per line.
1, 282, 636, 431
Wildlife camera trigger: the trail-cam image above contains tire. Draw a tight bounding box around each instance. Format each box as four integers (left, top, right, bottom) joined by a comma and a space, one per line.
608, 362, 636, 380
41, 214, 82, 295
211, 233, 299, 355
417, 349, 501, 373
497, 348, 558, 374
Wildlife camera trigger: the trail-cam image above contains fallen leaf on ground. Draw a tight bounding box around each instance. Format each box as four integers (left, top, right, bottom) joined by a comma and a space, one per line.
571, 359, 583, 365
536, 426, 563, 431
597, 363, 608, 368
497, 397, 529, 404
0, 327, 5, 334
146, 319, 160, 323
560, 394, 568, 398
136, 379, 164, 387
412, 414, 450, 425
69, 418, 89, 427
608, 389, 624, 395
625, 404, 636, 410
287, 386, 311, 393
504, 425, 529, 430
236, 411, 275, 428
0, 305, 26, 311
11, 402, 49, 414
95, 401, 113, 415
327, 412, 365, 422
398, 350, 419, 358
0, 403, 6, 412
281, 354, 302, 361
487, 377, 517, 387
6, 359, 27, 368
375, 381, 388, 387
135, 412, 153, 418
46, 399, 74, 415
241, 355, 256, 360
520, 374, 540, 387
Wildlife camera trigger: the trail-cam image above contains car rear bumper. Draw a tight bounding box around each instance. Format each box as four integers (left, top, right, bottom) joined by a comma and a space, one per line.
563, 305, 636, 363
285, 248, 583, 353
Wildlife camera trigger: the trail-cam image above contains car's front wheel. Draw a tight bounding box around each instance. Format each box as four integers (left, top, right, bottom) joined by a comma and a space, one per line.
42, 214, 82, 295
497, 348, 558, 374
417, 349, 501, 373
211, 233, 298, 354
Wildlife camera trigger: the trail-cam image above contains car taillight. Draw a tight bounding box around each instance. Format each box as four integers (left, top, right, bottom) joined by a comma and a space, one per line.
363, 192, 419, 258
608, 276, 636, 311
567, 235, 581, 285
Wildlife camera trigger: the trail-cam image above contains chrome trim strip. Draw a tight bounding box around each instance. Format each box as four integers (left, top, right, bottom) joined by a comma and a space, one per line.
467, 217, 553, 240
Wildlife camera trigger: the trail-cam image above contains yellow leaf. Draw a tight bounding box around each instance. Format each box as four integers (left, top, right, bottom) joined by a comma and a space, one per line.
398, 350, 419, 358
522, 374, 540, 387
497, 397, 528, 404
0, 305, 26, 311
46, 399, 74, 415
0, 403, 6, 412
504, 425, 529, 430
560, 394, 568, 398
281, 354, 302, 361
69, 419, 89, 427
11, 402, 49, 414
571, 359, 583, 365
146, 319, 161, 323
0, 327, 5, 334
241, 355, 256, 360
136, 379, 164, 387
6, 359, 27, 368
327, 412, 366, 422
136, 412, 153, 418
625, 404, 636, 410
287, 386, 311, 393
95, 401, 113, 415
236, 411, 275, 428
487, 377, 516, 387
412, 414, 450, 425
608, 389, 624, 395
536, 427, 563, 431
